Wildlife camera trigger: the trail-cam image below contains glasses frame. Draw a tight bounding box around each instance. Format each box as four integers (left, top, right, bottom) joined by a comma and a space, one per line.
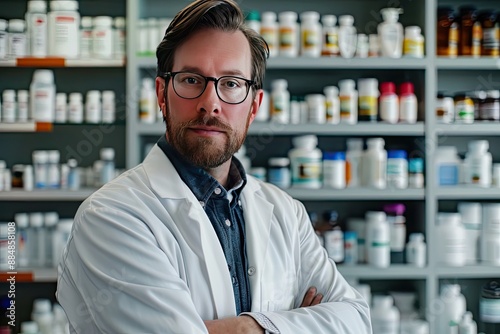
160, 71, 256, 105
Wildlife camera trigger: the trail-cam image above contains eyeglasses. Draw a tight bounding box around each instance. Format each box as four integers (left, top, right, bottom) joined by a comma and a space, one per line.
161, 71, 255, 105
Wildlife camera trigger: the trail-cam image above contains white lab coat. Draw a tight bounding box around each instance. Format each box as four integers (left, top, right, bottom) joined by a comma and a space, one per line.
57, 145, 371, 333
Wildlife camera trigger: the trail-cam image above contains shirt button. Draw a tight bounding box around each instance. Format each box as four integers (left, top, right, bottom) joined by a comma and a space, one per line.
247, 267, 256, 276
238, 200, 242, 207
225, 219, 231, 227
199, 201, 205, 208
214, 187, 222, 195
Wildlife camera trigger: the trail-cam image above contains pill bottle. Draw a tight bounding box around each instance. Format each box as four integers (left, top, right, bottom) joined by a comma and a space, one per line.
384, 203, 406, 264
436, 213, 466, 266
139, 78, 157, 123
436, 92, 455, 123
362, 137, 387, 189
458, 6, 481, 56
479, 90, 500, 121
482, 203, 500, 265
368, 34, 379, 57
289, 135, 322, 189
457, 202, 481, 264
323, 211, 344, 263
338, 79, 358, 124
305, 94, 326, 124
435, 146, 460, 186
278, 11, 299, 57
386, 150, 408, 189
338, 15, 357, 58
8, 19, 27, 58
371, 295, 400, 334
245, 10, 260, 34
438, 284, 466, 334
68, 92, 83, 123
378, 8, 404, 58
270, 79, 290, 123
347, 218, 367, 263
321, 15, 339, 56
48, 0, 80, 58
478, 10, 499, 57
405, 233, 426, 267
79, 16, 93, 59
365, 211, 390, 268
261, 12, 279, 57
324, 86, 340, 124
30, 70, 56, 123
403, 26, 424, 58
355, 34, 368, 58
47, 150, 60, 188
464, 140, 492, 187
345, 138, 363, 187
437, 7, 458, 57
2, 90, 16, 123
26, 0, 48, 57
379, 82, 398, 124
323, 151, 346, 189
0, 20, 7, 59
343, 231, 358, 265
100, 148, 115, 185
85, 90, 101, 123
54, 92, 67, 123
454, 92, 474, 123
92, 16, 113, 59
146, 18, 159, 56
101, 90, 115, 124
358, 78, 379, 122
408, 157, 424, 188
17, 90, 29, 122
399, 82, 418, 123
28, 212, 46, 267
300, 11, 321, 57
480, 281, 500, 328
113, 17, 126, 59
267, 157, 290, 189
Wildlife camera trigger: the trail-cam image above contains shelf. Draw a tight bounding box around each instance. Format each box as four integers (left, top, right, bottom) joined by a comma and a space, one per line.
0, 122, 38, 132
0, 57, 126, 68
434, 123, 500, 136
436, 57, 500, 70
338, 265, 429, 279
435, 265, 500, 279
0, 268, 58, 282
0, 189, 95, 201
285, 188, 425, 201
133, 55, 428, 70
132, 121, 426, 137
435, 186, 500, 200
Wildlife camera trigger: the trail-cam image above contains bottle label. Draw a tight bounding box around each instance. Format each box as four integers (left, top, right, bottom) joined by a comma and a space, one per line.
483, 27, 500, 55
261, 28, 278, 50
292, 157, 321, 184
323, 31, 339, 55
280, 27, 295, 50
302, 29, 319, 49
472, 22, 482, 56
403, 39, 424, 56
340, 95, 354, 118
438, 164, 458, 185
449, 23, 459, 56
455, 100, 474, 122
359, 96, 378, 117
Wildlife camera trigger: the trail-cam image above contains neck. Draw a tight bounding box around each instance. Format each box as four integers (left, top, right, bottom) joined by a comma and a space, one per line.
205, 158, 232, 189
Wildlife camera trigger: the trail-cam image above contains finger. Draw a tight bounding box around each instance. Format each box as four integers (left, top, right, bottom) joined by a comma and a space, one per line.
300, 287, 317, 307
311, 293, 323, 306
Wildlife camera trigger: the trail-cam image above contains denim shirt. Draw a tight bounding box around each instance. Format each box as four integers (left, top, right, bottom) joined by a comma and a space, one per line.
157, 136, 252, 314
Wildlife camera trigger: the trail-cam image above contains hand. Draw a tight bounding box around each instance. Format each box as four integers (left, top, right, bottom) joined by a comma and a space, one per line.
205, 315, 264, 334
300, 286, 323, 307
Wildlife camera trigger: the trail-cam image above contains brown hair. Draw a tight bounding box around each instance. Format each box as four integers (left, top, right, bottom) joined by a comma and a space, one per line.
156, 0, 269, 90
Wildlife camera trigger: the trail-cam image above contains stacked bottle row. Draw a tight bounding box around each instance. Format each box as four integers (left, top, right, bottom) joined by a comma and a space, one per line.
436, 202, 500, 267
437, 5, 500, 57
245, 135, 424, 190
435, 140, 500, 187
310, 204, 425, 268
0, 212, 72, 269
260, 78, 419, 125
244, 8, 424, 59
0, 0, 126, 60
0, 147, 118, 192
436, 90, 500, 123
0, 297, 70, 334
136, 17, 172, 56
0, 70, 117, 124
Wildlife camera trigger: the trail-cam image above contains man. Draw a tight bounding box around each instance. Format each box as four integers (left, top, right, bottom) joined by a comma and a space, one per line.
56, 0, 371, 333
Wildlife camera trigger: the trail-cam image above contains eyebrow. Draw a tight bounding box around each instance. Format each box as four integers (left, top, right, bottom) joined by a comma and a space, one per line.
177, 66, 248, 78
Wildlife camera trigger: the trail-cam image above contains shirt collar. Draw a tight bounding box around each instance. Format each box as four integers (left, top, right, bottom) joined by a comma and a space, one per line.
156, 135, 247, 203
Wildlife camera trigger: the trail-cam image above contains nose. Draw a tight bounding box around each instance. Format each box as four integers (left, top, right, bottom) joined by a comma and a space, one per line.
197, 80, 221, 114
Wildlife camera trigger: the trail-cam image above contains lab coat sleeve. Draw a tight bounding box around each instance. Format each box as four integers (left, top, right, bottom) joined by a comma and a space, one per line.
56, 200, 209, 334
255, 199, 372, 334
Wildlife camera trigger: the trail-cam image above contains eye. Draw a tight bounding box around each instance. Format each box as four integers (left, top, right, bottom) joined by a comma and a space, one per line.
177, 73, 204, 85
220, 77, 243, 89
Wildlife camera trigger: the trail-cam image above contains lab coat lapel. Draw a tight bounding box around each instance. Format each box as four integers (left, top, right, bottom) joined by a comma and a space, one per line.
240, 178, 274, 310
143, 146, 236, 318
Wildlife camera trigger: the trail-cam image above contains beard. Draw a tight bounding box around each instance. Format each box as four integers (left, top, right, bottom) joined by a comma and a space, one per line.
164, 107, 252, 169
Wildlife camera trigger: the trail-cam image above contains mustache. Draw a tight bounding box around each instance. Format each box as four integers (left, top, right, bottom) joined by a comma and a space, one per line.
185, 115, 232, 131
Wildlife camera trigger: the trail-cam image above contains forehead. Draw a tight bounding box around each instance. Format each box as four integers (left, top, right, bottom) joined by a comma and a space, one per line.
172, 28, 252, 77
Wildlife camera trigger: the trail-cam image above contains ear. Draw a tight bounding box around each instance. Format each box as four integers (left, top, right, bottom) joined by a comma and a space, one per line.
248, 89, 264, 125
155, 77, 167, 117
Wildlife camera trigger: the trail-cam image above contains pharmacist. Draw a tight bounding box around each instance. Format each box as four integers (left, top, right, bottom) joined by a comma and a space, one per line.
56, 0, 371, 333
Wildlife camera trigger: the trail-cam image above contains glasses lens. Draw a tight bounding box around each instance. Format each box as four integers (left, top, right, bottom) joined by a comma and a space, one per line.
217, 76, 250, 104
172, 72, 206, 99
